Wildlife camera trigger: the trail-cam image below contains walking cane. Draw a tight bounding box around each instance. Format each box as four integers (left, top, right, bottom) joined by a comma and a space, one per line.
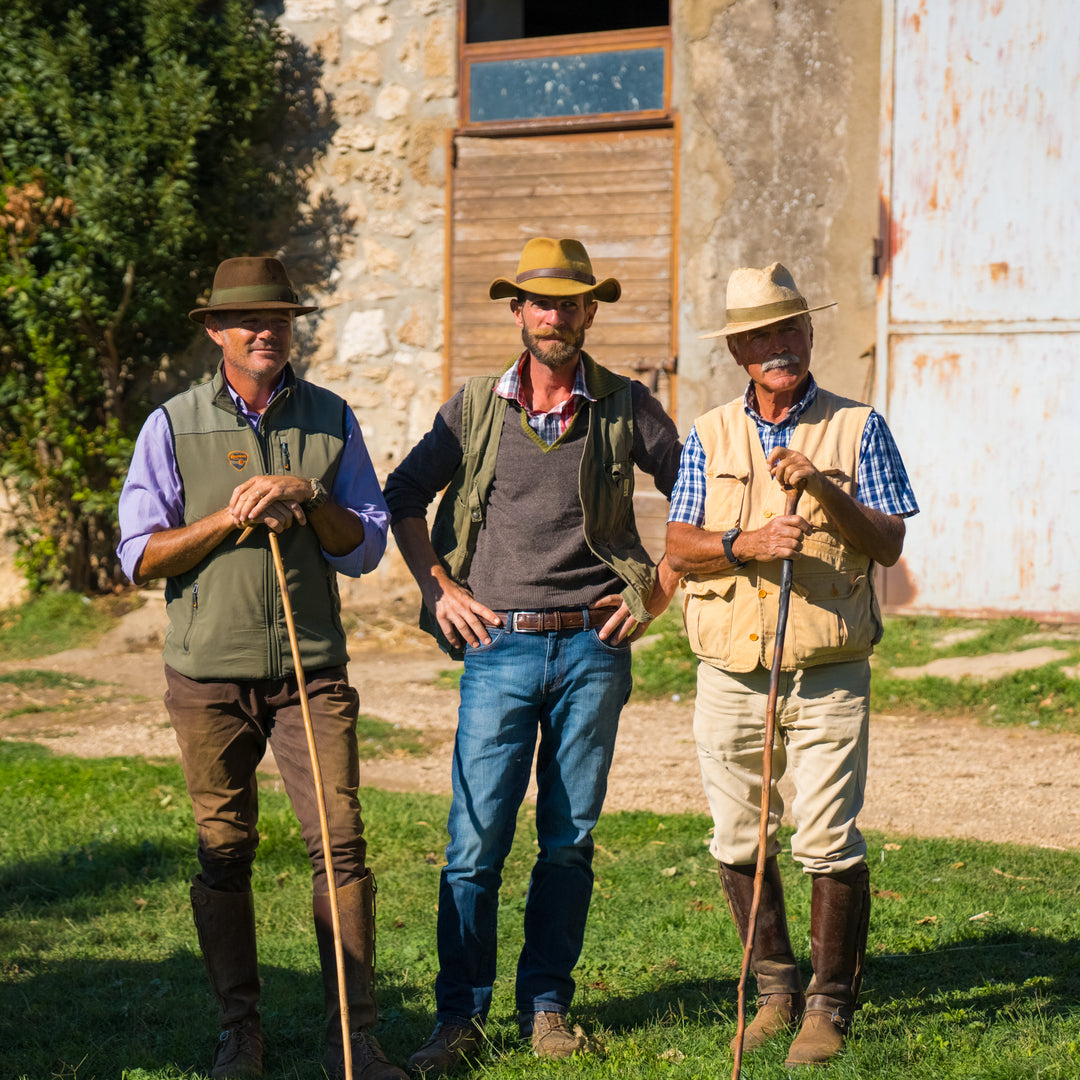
730, 484, 802, 1080
238, 524, 355, 1080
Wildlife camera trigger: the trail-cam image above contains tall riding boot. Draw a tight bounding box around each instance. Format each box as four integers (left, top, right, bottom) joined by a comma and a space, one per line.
784, 863, 871, 1067
190, 876, 263, 1078
720, 859, 805, 1052
314, 871, 407, 1080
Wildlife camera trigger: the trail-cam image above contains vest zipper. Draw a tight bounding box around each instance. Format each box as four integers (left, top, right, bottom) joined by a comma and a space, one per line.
183, 581, 199, 650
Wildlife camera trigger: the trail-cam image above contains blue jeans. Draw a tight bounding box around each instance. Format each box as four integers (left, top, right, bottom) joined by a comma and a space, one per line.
433, 625, 633, 1022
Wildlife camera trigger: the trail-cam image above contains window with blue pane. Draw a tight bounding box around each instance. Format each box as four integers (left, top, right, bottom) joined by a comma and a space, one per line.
469, 48, 665, 123
462, 0, 671, 128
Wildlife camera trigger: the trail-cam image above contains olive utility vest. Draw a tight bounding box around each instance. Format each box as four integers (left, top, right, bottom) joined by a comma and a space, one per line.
424, 352, 657, 659
161, 365, 348, 680
682, 388, 882, 672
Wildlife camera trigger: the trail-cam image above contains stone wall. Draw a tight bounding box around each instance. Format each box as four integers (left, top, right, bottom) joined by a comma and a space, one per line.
279, 0, 458, 482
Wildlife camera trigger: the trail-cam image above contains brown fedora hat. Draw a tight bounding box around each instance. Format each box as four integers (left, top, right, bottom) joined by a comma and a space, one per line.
188, 257, 319, 324
489, 237, 620, 303
700, 262, 835, 338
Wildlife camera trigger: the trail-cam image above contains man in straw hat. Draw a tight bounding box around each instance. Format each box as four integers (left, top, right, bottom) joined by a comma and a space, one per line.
117, 257, 405, 1080
384, 237, 682, 1074
665, 262, 918, 1066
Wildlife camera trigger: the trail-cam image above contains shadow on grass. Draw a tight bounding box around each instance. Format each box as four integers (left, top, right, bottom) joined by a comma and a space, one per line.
0, 951, 434, 1080
570, 928, 1080, 1039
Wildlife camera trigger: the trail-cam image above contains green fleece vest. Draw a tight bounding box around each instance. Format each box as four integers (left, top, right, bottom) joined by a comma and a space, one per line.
161, 364, 347, 680
424, 351, 656, 658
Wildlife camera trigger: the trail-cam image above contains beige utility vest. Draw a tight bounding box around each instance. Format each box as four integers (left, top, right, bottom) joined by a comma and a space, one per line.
682, 388, 883, 672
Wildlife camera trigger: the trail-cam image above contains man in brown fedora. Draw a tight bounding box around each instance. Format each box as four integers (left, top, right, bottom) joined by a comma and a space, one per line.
666, 262, 918, 1065
117, 257, 406, 1080
384, 237, 682, 1074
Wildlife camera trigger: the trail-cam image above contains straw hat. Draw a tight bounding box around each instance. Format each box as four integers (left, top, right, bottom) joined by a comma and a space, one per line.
489, 237, 620, 303
188, 257, 318, 324
700, 262, 835, 338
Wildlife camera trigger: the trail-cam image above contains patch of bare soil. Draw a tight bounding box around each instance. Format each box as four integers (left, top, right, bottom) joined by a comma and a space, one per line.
2, 595, 1078, 852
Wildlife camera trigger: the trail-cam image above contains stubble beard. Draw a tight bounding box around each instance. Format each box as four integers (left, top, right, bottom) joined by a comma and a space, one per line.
522, 326, 585, 370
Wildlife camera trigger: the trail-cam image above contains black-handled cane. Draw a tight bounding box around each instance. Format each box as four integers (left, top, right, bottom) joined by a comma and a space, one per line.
731, 485, 802, 1080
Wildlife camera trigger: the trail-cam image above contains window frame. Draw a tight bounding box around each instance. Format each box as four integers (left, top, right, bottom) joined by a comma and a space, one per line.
457, 13, 673, 135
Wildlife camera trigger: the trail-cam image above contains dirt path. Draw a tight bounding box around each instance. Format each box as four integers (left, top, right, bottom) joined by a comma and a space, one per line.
2, 598, 1078, 851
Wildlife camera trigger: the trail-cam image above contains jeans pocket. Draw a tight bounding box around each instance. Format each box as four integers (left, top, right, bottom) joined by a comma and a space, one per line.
588, 628, 631, 654
465, 627, 508, 654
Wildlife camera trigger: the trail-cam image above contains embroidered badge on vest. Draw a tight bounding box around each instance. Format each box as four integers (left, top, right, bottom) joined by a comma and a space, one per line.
227, 451, 249, 471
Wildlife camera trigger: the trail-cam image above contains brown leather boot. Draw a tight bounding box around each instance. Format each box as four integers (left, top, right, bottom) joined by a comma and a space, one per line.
314, 871, 407, 1080
784, 863, 870, 1067
720, 859, 805, 1052
190, 877, 263, 1078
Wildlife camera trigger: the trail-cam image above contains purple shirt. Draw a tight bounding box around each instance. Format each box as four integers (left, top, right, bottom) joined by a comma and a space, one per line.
117, 376, 388, 582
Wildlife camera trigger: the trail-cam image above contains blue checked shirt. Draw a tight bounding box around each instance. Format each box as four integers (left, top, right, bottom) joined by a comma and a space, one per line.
668, 376, 919, 526
494, 351, 595, 445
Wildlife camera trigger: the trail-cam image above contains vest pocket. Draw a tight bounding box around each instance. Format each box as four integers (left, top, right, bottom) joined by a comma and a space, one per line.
790, 572, 875, 662
684, 575, 737, 667
703, 474, 748, 530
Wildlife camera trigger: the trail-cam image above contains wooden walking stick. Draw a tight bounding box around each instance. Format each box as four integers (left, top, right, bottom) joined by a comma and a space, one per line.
731, 485, 802, 1080
239, 524, 354, 1080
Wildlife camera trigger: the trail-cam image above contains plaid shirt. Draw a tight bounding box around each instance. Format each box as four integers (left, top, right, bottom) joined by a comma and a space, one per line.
494, 351, 595, 445
668, 375, 919, 525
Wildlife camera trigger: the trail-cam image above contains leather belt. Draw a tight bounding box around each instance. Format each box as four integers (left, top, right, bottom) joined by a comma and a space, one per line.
496, 610, 594, 633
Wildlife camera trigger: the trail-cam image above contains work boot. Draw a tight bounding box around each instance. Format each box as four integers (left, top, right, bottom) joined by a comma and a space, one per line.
784, 863, 870, 1067
522, 1011, 588, 1058
314, 872, 407, 1080
720, 859, 804, 1052
190, 877, 263, 1078
406, 1019, 485, 1076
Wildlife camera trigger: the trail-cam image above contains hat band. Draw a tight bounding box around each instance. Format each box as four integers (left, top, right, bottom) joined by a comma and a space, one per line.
516, 267, 596, 286
210, 284, 300, 305
726, 297, 808, 323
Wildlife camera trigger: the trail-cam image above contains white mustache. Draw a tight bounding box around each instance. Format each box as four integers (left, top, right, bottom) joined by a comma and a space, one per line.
761, 353, 800, 372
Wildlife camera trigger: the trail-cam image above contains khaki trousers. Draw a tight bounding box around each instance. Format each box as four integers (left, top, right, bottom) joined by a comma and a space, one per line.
165, 664, 366, 892
693, 658, 870, 873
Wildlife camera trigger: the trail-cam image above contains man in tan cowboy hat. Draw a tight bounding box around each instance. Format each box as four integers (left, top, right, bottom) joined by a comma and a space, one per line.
384, 237, 682, 1074
117, 257, 406, 1080
666, 262, 918, 1066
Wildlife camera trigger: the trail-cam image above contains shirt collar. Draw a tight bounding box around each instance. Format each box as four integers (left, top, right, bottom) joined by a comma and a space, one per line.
224, 371, 288, 424
743, 373, 818, 427
494, 351, 595, 412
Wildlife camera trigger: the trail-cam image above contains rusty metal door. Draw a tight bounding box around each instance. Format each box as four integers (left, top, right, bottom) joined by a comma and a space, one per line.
876, 0, 1080, 620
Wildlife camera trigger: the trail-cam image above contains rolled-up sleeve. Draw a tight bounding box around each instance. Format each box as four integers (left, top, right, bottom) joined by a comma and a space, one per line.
325, 409, 390, 577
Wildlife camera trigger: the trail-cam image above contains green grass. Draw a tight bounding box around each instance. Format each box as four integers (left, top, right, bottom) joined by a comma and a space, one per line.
0, 669, 105, 691
355, 714, 426, 759
0, 591, 135, 660
2, 740, 1079, 1079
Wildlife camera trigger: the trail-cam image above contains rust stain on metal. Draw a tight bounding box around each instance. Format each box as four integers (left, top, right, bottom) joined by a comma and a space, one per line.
989, 261, 1009, 281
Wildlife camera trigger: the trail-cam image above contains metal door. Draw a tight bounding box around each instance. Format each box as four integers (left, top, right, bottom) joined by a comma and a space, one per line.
876, 0, 1080, 619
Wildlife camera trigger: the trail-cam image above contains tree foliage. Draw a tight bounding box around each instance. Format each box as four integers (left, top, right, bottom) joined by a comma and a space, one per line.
0, 0, 322, 592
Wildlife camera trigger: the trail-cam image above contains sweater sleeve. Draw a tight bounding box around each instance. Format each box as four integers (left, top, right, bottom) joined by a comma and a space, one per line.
629, 381, 683, 499
383, 389, 465, 523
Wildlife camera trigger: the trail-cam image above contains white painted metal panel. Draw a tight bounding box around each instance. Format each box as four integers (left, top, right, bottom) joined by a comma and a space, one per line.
880, 334, 1079, 619
879, 0, 1080, 619
888, 0, 1080, 324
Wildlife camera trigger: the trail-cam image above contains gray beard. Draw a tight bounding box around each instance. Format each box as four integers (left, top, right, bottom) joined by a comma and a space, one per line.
522, 326, 584, 370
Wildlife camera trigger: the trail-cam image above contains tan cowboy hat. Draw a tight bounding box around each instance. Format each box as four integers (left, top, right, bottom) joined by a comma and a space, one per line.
700, 261, 835, 338
188, 257, 319, 324
489, 237, 621, 303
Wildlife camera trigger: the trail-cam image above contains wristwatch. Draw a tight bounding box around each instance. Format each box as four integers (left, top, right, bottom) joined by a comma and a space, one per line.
722, 526, 747, 568
302, 477, 329, 514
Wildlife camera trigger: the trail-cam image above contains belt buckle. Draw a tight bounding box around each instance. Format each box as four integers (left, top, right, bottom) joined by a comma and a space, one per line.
511, 611, 541, 633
